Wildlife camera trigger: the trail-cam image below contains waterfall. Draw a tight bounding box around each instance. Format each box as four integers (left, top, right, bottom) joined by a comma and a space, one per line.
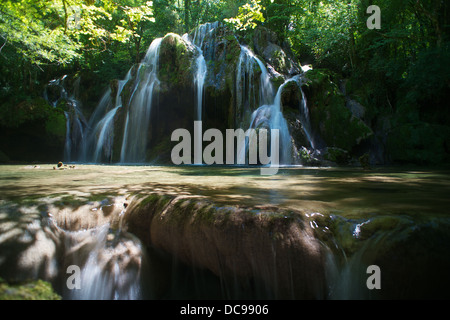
183, 22, 218, 164
299, 83, 315, 149
83, 73, 132, 163
92, 106, 119, 162
236, 45, 274, 127
235, 45, 296, 164
120, 38, 163, 163
44, 75, 88, 162
61, 222, 148, 300
247, 82, 292, 164
281, 75, 315, 150
194, 53, 207, 121
57, 23, 312, 166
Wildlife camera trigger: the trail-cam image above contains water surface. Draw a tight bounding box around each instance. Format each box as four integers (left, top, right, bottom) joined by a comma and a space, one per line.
1, 164, 449, 219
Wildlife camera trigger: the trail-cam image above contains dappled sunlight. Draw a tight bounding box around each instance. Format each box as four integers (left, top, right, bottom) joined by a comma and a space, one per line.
1, 164, 449, 218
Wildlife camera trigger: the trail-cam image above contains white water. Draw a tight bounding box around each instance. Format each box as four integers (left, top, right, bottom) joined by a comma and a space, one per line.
62, 221, 148, 300
92, 106, 120, 162
83, 73, 132, 163
235, 45, 297, 164
44, 75, 88, 162
194, 54, 207, 121
120, 38, 163, 163
183, 22, 218, 164
247, 83, 293, 164
288, 75, 315, 149
236, 46, 274, 129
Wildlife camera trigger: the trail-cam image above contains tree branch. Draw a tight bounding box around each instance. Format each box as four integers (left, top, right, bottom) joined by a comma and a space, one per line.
0, 36, 7, 53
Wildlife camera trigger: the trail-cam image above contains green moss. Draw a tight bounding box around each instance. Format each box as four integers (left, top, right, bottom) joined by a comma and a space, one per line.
0, 278, 61, 300
158, 33, 194, 89
305, 69, 373, 152
139, 193, 171, 211
45, 109, 66, 141
324, 147, 349, 165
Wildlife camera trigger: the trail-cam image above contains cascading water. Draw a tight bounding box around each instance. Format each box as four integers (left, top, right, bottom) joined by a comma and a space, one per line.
56, 208, 150, 300
82, 72, 132, 163
236, 45, 274, 129
194, 54, 207, 122
235, 45, 299, 164
189, 22, 219, 119
120, 38, 163, 163
59, 23, 310, 166
247, 80, 293, 164
44, 75, 88, 162
183, 22, 218, 164
298, 80, 315, 150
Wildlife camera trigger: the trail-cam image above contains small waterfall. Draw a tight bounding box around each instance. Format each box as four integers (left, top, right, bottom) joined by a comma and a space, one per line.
120, 38, 163, 163
61, 219, 149, 300
236, 45, 274, 128
80, 89, 112, 161
235, 45, 295, 164
44, 75, 87, 162
194, 52, 207, 121
281, 75, 315, 150
83, 73, 132, 163
183, 22, 218, 164
92, 106, 119, 162
299, 83, 315, 149
246, 82, 292, 164
191, 22, 219, 48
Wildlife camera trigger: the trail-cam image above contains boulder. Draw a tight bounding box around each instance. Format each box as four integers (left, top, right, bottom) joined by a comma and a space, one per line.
251, 26, 301, 76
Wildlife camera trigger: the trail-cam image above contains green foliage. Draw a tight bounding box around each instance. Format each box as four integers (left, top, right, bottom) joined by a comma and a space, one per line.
225, 0, 265, 31
386, 123, 450, 165
0, 0, 449, 165
0, 0, 155, 66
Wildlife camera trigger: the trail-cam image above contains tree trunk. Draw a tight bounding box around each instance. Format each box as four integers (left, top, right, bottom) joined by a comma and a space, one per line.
184, 0, 191, 32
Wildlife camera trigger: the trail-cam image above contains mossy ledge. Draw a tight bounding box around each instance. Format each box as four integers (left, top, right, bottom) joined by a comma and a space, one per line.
0, 277, 61, 300
124, 192, 327, 299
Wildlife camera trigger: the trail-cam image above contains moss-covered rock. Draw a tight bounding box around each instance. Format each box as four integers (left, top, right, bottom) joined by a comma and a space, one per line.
304, 69, 373, 152
201, 24, 242, 130
0, 278, 61, 300
323, 147, 350, 165
158, 33, 195, 90
250, 26, 300, 76
0, 97, 66, 162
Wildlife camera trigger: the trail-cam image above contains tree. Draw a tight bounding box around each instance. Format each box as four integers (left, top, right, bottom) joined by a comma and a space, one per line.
224, 0, 265, 31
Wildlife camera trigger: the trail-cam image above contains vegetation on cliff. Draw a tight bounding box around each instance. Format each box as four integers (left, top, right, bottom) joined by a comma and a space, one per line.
0, 0, 448, 165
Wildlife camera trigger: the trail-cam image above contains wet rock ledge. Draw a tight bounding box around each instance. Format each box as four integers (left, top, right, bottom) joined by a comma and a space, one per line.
123, 193, 327, 299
